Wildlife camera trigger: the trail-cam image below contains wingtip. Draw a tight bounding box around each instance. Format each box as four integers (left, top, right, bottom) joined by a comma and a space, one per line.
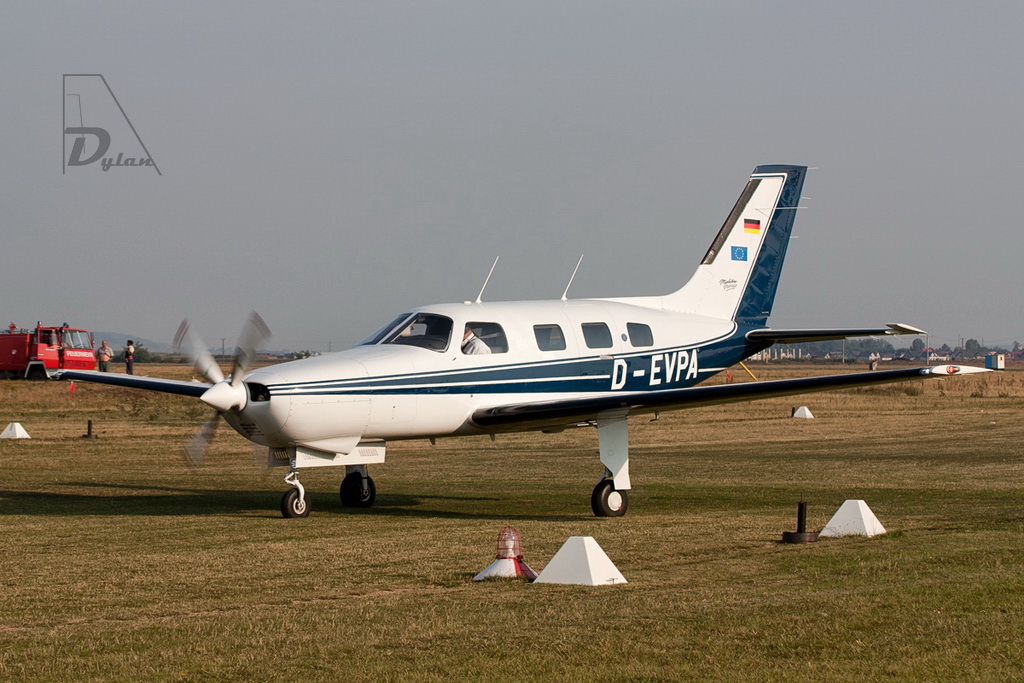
924, 364, 990, 376
886, 323, 928, 335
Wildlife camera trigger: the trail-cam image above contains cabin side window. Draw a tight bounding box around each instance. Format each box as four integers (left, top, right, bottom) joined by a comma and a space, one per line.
533, 324, 566, 351
383, 314, 453, 352
627, 322, 654, 347
581, 322, 613, 349
463, 322, 509, 354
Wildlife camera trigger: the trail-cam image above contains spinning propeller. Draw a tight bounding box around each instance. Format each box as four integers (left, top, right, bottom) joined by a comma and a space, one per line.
174, 312, 272, 466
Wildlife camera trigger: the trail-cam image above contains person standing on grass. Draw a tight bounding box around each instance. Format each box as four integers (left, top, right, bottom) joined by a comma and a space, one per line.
124, 340, 135, 375
97, 340, 113, 372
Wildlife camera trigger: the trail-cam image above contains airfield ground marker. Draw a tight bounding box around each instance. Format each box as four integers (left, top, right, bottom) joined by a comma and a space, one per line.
782, 501, 819, 544
473, 526, 537, 581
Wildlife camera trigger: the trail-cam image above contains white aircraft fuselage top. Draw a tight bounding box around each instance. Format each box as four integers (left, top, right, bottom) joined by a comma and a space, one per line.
235, 297, 742, 449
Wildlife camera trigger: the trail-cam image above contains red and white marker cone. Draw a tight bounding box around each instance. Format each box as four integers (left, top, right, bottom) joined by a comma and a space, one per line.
473, 526, 538, 581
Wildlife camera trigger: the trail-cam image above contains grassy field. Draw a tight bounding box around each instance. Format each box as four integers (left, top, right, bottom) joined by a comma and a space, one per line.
1, 362, 1022, 681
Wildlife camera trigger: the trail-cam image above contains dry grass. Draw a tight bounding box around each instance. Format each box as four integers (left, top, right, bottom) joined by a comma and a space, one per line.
1, 362, 1022, 681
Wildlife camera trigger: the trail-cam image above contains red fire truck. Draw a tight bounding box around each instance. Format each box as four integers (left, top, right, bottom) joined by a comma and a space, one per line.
0, 323, 97, 379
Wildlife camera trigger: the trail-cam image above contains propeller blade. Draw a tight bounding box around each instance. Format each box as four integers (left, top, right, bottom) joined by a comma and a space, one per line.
174, 319, 225, 385
229, 311, 271, 388
179, 314, 271, 467
183, 413, 220, 466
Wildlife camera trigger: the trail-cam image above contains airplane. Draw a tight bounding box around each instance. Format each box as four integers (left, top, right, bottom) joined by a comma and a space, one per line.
57, 164, 988, 519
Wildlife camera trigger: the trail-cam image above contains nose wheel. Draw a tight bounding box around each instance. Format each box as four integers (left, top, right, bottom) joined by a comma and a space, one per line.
281, 469, 311, 518
281, 488, 311, 518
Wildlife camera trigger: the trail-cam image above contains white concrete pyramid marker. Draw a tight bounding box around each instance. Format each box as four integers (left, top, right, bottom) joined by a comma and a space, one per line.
534, 536, 626, 585
819, 499, 886, 537
792, 406, 814, 419
0, 422, 30, 439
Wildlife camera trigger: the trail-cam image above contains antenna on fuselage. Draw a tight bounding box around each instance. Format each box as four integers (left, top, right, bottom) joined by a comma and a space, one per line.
561, 255, 584, 301
475, 256, 499, 304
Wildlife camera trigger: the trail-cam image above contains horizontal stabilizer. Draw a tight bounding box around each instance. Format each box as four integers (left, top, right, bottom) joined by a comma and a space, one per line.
473, 365, 988, 432
746, 323, 927, 344
56, 370, 211, 398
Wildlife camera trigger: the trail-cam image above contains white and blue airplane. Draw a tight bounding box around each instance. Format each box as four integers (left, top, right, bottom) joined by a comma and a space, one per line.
59, 165, 986, 518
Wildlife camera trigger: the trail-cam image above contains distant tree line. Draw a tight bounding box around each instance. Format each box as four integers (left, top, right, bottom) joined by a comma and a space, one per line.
784, 337, 1017, 360
105, 344, 319, 364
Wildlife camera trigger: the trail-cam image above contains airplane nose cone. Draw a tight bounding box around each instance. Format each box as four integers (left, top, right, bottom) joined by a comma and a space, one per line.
200, 381, 247, 412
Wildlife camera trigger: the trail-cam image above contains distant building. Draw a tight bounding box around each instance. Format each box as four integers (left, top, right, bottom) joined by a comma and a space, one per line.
986, 354, 1005, 369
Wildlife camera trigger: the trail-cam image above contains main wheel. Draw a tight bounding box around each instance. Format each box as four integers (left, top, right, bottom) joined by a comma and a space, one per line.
281, 488, 311, 518
591, 479, 628, 517
340, 472, 376, 508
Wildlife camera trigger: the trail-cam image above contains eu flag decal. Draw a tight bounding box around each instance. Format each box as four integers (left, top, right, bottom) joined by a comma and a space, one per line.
731, 246, 748, 261
743, 218, 761, 234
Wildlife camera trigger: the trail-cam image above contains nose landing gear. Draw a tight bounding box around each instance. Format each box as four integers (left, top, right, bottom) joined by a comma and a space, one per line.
281, 469, 310, 518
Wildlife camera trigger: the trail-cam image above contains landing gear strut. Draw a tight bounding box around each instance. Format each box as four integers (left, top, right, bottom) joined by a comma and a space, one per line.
340, 466, 376, 508
281, 469, 310, 518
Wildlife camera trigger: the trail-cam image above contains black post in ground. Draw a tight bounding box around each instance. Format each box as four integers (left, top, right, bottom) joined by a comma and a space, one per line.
782, 501, 819, 544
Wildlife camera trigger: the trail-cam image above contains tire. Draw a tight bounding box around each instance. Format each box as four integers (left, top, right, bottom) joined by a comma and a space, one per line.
281, 488, 311, 518
340, 472, 376, 508
26, 366, 48, 381
591, 479, 628, 517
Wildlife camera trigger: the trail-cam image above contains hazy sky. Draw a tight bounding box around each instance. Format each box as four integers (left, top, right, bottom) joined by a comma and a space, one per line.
3, 2, 1022, 351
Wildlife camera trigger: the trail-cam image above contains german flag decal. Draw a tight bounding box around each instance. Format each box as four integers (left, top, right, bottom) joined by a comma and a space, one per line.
743, 219, 761, 234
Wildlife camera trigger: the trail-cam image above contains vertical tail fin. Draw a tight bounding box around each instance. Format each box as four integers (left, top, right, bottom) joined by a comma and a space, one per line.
662, 165, 807, 325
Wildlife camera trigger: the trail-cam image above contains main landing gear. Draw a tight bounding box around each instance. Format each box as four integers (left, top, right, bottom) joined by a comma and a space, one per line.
280, 465, 377, 518
339, 466, 376, 508
592, 415, 631, 518
591, 478, 628, 517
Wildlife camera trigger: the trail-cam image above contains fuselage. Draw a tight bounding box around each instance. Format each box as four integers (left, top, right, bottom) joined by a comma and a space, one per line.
229, 296, 766, 450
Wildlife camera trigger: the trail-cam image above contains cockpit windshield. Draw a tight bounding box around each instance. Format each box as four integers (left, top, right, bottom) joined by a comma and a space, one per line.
61, 329, 92, 349
358, 313, 414, 346
383, 313, 453, 352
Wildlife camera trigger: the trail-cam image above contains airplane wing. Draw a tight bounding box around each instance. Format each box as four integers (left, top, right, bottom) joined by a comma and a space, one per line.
471, 364, 987, 432
745, 322, 926, 344
56, 370, 211, 398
